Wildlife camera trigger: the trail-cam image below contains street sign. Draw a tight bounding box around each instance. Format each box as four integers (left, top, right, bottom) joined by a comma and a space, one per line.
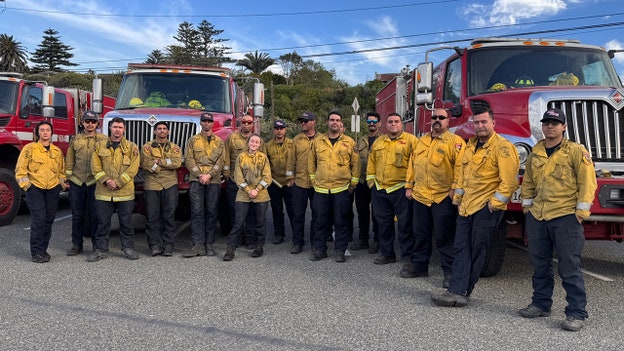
352, 97, 360, 114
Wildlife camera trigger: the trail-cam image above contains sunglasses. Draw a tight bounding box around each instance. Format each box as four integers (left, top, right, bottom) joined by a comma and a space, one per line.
298, 120, 310, 124
366, 120, 379, 124
431, 115, 447, 120
84, 120, 98, 124
241, 121, 254, 125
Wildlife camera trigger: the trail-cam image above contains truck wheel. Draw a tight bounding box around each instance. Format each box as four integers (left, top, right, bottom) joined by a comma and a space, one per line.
480, 220, 507, 277
0, 168, 22, 226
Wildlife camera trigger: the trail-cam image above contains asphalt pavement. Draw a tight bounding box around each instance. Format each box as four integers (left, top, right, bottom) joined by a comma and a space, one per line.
1, 197, 623, 350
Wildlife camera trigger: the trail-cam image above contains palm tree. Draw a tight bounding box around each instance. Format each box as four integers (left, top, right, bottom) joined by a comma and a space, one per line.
236, 51, 275, 76
0, 34, 29, 72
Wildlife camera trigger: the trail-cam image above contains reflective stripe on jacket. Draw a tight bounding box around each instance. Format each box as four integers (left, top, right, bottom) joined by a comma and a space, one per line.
141, 139, 182, 190
15, 141, 65, 190
185, 133, 225, 184
406, 131, 465, 206
366, 132, 418, 193
521, 139, 597, 220
264, 137, 293, 186
224, 131, 255, 180
65, 133, 107, 186
308, 133, 359, 194
453, 132, 519, 216
92, 137, 140, 202
286, 133, 318, 188
234, 151, 272, 203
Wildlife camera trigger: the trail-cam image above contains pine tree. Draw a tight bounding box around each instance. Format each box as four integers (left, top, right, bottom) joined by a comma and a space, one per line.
31, 28, 78, 72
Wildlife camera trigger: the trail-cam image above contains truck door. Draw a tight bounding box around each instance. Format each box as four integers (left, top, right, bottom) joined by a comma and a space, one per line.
49, 90, 72, 151
16, 85, 46, 143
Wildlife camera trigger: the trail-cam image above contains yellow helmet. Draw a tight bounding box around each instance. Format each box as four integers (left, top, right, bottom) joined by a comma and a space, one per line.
129, 97, 143, 107
488, 83, 507, 92
188, 99, 204, 110
514, 75, 534, 87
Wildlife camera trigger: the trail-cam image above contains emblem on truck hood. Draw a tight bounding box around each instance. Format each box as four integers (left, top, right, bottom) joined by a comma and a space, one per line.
147, 115, 158, 126
609, 89, 624, 110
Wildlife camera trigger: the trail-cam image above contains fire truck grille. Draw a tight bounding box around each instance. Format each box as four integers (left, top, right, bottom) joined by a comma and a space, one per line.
548, 100, 624, 162
0, 117, 9, 127
124, 120, 197, 155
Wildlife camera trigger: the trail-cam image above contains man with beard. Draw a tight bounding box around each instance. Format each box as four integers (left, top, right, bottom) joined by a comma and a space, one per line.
141, 121, 182, 256
404, 109, 465, 287
65, 111, 107, 256
431, 106, 519, 307
367, 113, 418, 266
183, 112, 225, 257
308, 111, 359, 262
351, 112, 381, 253
286, 111, 319, 254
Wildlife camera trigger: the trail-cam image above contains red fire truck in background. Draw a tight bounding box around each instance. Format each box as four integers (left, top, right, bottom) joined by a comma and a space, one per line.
376, 37, 624, 277
93, 63, 264, 229
0, 72, 115, 226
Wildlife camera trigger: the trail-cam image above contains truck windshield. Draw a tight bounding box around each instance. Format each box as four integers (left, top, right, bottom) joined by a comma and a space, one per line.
116, 72, 231, 113
468, 46, 622, 96
0, 80, 18, 114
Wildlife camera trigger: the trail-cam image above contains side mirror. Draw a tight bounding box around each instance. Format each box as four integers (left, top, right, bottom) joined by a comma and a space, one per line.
416, 62, 433, 92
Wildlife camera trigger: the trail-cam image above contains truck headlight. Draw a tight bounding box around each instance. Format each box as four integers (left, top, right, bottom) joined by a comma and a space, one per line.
514, 143, 530, 165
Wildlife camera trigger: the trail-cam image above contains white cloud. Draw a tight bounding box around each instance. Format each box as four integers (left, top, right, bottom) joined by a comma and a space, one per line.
463, 0, 567, 26
341, 16, 405, 67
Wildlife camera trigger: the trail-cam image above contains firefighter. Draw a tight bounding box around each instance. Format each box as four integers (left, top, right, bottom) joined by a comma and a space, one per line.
141, 121, 182, 256
263, 119, 294, 244
223, 134, 272, 261
308, 111, 360, 262
15, 121, 68, 263
404, 108, 465, 287
351, 112, 381, 253
366, 113, 418, 266
223, 114, 257, 248
431, 106, 519, 307
518, 108, 597, 332
286, 111, 319, 254
65, 111, 107, 256
88, 117, 141, 262
183, 112, 225, 258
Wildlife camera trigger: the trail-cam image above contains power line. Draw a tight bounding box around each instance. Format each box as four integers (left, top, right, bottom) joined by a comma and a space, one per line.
5, 1, 460, 18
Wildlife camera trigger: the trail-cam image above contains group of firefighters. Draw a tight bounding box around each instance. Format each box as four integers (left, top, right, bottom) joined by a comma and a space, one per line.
14, 105, 596, 331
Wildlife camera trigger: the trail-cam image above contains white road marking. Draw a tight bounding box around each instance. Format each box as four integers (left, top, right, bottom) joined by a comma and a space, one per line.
507, 241, 614, 282
24, 213, 73, 230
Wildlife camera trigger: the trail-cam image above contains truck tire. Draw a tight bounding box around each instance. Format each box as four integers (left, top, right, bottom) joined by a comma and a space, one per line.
480, 220, 507, 277
0, 168, 21, 226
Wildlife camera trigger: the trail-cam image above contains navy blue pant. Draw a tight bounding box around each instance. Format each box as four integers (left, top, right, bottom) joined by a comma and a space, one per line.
291, 185, 316, 246
227, 201, 268, 248
371, 187, 414, 260
26, 185, 61, 256
411, 196, 457, 274
69, 182, 97, 248
94, 200, 135, 252
189, 182, 219, 245
448, 206, 503, 296
354, 182, 378, 244
268, 184, 294, 239
312, 190, 351, 254
526, 213, 588, 320
226, 179, 255, 245
145, 185, 178, 249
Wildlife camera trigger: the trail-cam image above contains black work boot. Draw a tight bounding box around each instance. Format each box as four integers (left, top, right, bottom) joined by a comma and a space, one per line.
223, 247, 236, 261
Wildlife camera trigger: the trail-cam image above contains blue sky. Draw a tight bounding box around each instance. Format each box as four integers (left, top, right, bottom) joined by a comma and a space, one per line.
1, 0, 623, 85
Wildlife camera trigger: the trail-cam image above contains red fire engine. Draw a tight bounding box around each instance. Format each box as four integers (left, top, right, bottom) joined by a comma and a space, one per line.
0, 72, 115, 226
93, 63, 265, 228
376, 38, 624, 276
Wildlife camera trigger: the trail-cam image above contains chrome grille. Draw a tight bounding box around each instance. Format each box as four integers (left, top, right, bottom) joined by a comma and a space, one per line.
548, 100, 624, 161
124, 120, 198, 155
